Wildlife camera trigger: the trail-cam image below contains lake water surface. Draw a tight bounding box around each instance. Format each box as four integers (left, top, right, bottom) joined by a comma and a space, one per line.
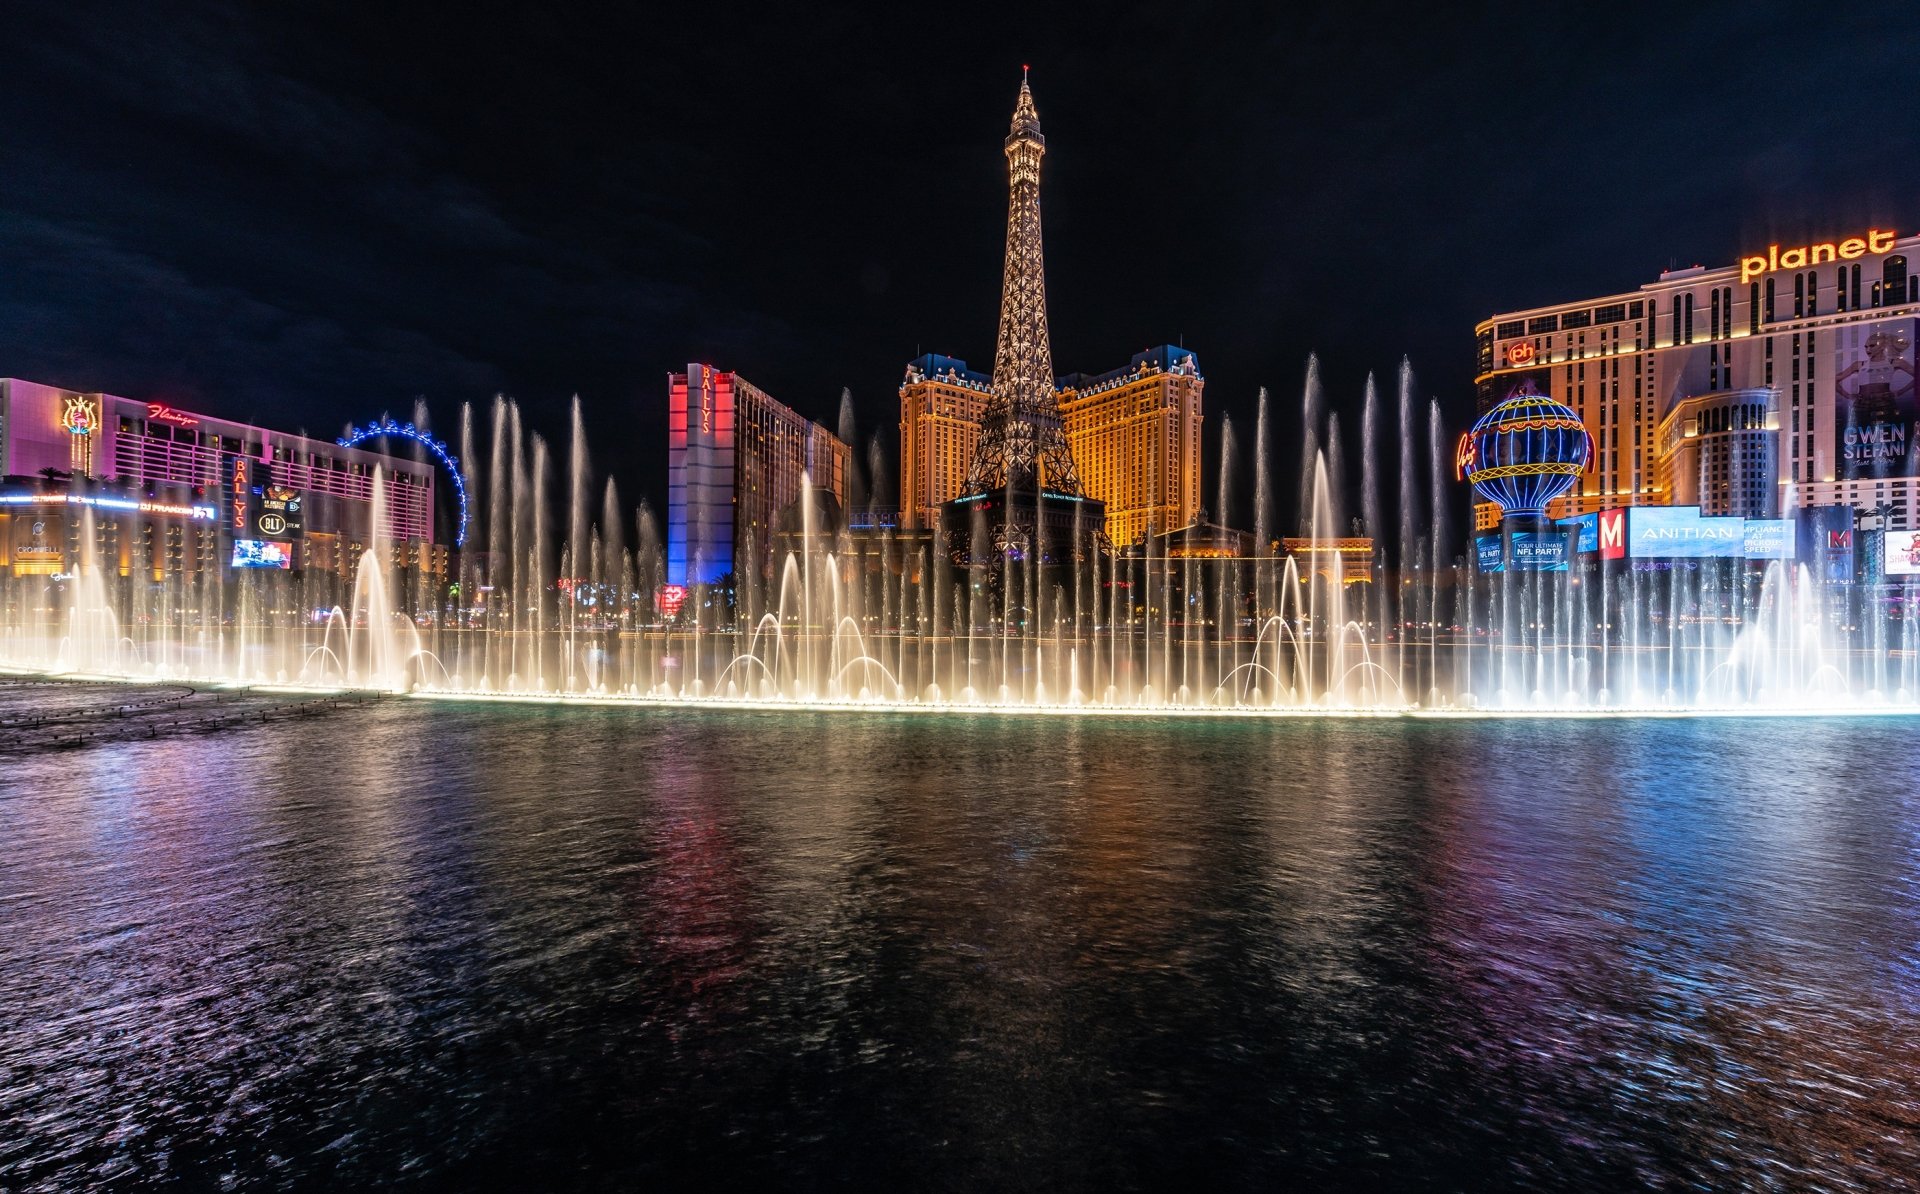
4, 690, 1919, 1189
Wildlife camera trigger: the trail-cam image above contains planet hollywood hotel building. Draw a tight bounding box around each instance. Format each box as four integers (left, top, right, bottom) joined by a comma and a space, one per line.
1474, 226, 1920, 534
0, 377, 437, 581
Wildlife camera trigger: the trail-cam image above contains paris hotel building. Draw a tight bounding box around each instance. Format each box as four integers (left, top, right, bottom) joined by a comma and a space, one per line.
1474, 226, 1920, 532
899, 345, 1204, 547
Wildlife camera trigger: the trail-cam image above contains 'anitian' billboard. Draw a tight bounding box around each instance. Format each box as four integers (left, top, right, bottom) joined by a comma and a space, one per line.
1626, 507, 1745, 559
1834, 319, 1920, 479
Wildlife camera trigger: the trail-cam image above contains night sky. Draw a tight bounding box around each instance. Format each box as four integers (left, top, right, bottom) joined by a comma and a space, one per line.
6, 0, 1919, 530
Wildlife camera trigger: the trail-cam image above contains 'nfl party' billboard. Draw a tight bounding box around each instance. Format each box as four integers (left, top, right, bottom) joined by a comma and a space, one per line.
1834, 319, 1920, 479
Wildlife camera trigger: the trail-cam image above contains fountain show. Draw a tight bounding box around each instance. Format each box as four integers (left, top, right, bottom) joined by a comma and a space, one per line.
5, 5, 1920, 1191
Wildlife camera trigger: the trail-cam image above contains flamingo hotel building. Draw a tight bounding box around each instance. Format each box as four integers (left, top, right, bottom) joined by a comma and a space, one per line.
1, 377, 438, 580
1474, 226, 1920, 533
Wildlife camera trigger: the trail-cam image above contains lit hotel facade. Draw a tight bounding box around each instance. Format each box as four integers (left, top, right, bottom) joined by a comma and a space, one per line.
666, 363, 850, 586
899, 354, 989, 531
1, 377, 437, 579
899, 345, 1204, 546
1474, 226, 1920, 532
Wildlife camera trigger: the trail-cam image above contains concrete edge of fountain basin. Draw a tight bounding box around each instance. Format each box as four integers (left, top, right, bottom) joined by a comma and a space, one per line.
0, 665, 394, 700
10, 664, 1918, 722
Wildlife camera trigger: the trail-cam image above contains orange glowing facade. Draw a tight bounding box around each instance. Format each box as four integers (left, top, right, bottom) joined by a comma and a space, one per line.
1057, 347, 1204, 547
898, 346, 1204, 546
898, 355, 990, 529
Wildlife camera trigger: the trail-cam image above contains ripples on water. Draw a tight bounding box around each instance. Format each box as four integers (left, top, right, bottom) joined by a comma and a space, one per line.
3, 689, 1919, 1190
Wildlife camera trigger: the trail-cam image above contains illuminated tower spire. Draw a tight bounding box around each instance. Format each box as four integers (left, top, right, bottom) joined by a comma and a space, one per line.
961, 70, 1084, 497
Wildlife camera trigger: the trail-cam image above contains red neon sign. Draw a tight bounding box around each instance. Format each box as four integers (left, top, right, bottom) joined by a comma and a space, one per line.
147, 403, 201, 428
658, 584, 688, 618
1598, 508, 1626, 560
231, 456, 251, 532
1454, 432, 1476, 480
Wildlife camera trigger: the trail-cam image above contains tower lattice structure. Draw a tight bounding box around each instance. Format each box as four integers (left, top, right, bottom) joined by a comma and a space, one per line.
960, 72, 1084, 499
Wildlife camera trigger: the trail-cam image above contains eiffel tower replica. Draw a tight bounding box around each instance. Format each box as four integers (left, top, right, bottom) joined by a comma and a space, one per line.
943, 70, 1106, 570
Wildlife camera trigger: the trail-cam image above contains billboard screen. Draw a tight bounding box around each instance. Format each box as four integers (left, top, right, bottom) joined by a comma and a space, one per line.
1833, 319, 1920, 479
1742, 518, 1796, 560
1508, 531, 1570, 572
1626, 506, 1745, 559
1797, 505, 1856, 583
256, 486, 303, 540
1475, 534, 1504, 573
231, 538, 293, 570
1559, 513, 1598, 554
1885, 531, 1920, 576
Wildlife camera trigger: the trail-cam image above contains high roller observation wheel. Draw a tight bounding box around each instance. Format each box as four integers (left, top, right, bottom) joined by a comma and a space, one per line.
336, 417, 470, 547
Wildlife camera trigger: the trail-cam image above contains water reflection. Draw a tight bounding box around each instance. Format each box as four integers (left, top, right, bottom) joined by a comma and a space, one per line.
2, 702, 1918, 1189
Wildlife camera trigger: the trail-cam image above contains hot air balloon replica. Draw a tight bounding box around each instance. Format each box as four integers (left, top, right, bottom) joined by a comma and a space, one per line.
1457, 387, 1592, 571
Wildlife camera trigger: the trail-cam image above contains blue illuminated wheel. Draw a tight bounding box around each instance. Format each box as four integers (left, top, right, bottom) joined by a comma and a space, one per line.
337, 417, 471, 547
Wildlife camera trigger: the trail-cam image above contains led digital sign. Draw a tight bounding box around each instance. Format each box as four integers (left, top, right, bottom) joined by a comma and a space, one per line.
1508, 531, 1570, 572
1559, 512, 1597, 554
1626, 507, 1745, 559
1475, 535, 1504, 573
1833, 320, 1919, 480
1885, 531, 1920, 577
231, 538, 293, 570
256, 486, 303, 540
0, 493, 216, 520
1742, 518, 1796, 560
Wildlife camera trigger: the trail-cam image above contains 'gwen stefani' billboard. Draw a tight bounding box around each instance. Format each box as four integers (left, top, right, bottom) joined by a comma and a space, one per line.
1834, 320, 1920, 479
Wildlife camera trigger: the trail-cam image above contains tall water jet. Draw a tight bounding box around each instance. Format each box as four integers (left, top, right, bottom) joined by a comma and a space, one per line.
1360, 375, 1383, 542
1253, 386, 1273, 553
838, 388, 865, 509
1298, 356, 1323, 536
1324, 411, 1347, 538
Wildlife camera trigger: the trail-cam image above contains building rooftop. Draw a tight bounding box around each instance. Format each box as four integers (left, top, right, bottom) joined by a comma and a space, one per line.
904, 345, 1202, 396
903, 354, 989, 387
1059, 345, 1202, 391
